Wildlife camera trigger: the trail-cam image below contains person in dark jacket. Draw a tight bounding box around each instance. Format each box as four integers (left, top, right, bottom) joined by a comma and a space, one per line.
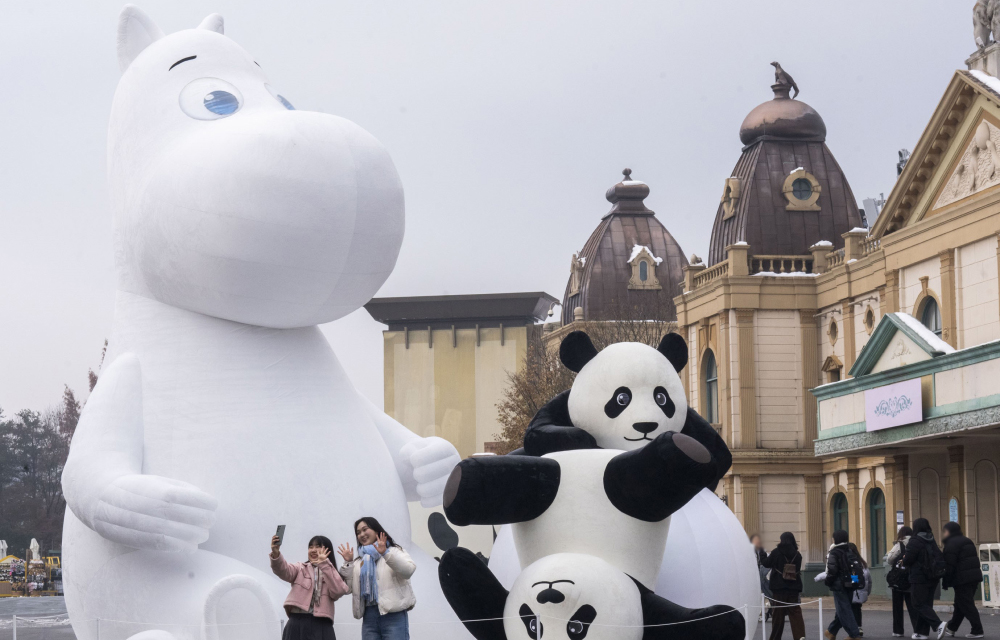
763, 532, 805, 640
824, 530, 861, 640
942, 522, 984, 638
885, 526, 919, 637
752, 533, 773, 621
902, 518, 947, 640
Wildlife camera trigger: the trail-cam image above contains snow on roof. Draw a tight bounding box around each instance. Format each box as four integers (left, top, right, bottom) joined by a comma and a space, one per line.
622, 180, 647, 187
894, 312, 955, 354
627, 244, 662, 265
970, 69, 1000, 98
791, 167, 804, 173
812, 240, 833, 248
732, 241, 748, 246
848, 227, 869, 234
752, 271, 820, 278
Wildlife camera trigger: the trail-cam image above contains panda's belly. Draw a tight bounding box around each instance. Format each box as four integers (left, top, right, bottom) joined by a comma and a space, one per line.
511, 449, 668, 588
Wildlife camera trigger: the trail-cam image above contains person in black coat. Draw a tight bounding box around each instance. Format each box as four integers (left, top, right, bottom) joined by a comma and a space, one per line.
902, 518, 946, 639
942, 522, 984, 638
762, 532, 805, 640
824, 530, 861, 640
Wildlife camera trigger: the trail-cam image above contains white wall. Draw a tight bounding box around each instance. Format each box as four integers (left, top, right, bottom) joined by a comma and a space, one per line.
956, 235, 1000, 348
754, 310, 803, 448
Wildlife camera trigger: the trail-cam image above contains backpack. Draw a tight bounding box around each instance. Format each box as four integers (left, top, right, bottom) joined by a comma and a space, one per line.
925, 540, 947, 581
840, 548, 865, 590
885, 542, 910, 591
781, 553, 800, 581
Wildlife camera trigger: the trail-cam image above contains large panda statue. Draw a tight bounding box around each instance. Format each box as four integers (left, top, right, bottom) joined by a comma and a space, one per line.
477, 331, 760, 639
439, 332, 746, 639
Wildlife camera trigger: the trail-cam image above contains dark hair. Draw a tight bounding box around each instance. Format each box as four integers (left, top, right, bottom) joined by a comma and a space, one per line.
912, 517, 932, 535
943, 521, 963, 537
354, 517, 400, 549
749, 533, 761, 543
848, 542, 868, 569
833, 529, 849, 545
778, 532, 798, 551
308, 535, 337, 569
896, 526, 913, 541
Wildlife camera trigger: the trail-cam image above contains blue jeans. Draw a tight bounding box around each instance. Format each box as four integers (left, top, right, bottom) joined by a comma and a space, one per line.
362, 605, 409, 640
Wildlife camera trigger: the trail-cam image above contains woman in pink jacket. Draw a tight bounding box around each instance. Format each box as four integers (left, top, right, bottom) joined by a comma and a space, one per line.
270, 533, 351, 640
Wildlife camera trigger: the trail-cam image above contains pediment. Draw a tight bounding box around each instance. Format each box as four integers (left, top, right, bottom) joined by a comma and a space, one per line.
850, 312, 954, 377
873, 71, 1000, 238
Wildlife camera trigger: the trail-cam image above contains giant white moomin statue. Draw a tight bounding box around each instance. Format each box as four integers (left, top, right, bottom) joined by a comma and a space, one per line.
61, 7, 464, 640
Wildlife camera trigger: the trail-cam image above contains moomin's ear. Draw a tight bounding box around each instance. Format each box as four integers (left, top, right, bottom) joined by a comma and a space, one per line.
560, 331, 598, 373
116, 5, 164, 73
197, 13, 225, 34
657, 333, 688, 372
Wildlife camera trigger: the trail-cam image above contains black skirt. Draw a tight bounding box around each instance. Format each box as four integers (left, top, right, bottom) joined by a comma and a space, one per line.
283, 613, 336, 640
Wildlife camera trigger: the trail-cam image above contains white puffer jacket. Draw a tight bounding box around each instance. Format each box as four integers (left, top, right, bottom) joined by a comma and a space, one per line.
338, 546, 417, 618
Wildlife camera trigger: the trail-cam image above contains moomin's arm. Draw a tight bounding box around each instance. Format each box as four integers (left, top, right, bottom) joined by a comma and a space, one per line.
62, 353, 218, 553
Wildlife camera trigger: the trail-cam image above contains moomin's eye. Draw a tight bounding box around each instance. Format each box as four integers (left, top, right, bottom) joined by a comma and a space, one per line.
179, 78, 244, 120
266, 84, 295, 110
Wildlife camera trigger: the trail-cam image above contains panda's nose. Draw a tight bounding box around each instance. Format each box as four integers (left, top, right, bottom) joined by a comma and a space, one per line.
632, 422, 658, 434
536, 588, 565, 604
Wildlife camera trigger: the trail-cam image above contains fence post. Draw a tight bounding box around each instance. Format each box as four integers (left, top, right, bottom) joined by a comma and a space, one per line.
11, 614, 15, 640
818, 597, 823, 639
761, 593, 767, 639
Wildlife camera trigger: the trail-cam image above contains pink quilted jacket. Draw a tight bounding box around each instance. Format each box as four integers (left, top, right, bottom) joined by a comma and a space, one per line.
270, 552, 350, 620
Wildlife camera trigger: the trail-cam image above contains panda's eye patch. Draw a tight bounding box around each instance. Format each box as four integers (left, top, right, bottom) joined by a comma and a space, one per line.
604, 386, 632, 418
519, 603, 541, 639
654, 386, 676, 418
567, 605, 597, 638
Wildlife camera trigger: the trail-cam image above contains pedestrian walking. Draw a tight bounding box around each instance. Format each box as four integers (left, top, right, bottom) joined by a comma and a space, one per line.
820, 530, 862, 640
941, 521, 984, 639
762, 532, 806, 640
270, 533, 350, 640
886, 526, 920, 638
902, 517, 948, 640
752, 533, 773, 621
338, 517, 416, 640
847, 543, 872, 637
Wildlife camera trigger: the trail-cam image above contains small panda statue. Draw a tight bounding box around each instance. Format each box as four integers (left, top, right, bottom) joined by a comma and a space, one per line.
440, 547, 743, 640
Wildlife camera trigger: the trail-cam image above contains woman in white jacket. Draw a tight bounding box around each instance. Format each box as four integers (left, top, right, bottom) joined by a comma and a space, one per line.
338, 517, 416, 640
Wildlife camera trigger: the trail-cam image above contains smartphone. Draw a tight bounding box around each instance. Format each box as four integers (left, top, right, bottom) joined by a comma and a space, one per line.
275, 525, 286, 547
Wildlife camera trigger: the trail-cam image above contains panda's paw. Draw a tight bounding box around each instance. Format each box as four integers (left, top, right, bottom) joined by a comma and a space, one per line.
652, 431, 716, 481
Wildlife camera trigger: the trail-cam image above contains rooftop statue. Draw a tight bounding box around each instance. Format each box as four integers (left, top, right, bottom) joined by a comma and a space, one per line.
771, 61, 799, 99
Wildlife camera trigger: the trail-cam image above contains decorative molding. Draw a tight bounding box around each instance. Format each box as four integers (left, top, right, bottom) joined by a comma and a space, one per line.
568, 253, 585, 297
939, 249, 958, 348
721, 177, 741, 220
783, 168, 822, 211
845, 312, 953, 380
933, 116, 1000, 210
735, 310, 757, 449
627, 245, 662, 291
741, 474, 761, 536
801, 309, 819, 444
843, 300, 857, 375
863, 305, 876, 335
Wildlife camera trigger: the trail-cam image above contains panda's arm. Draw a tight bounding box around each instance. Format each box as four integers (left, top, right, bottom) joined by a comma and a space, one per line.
630, 578, 745, 640
443, 456, 561, 526
604, 431, 719, 522
439, 547, 509, 640
680, 406, 732, 491
523, 390, 599, 456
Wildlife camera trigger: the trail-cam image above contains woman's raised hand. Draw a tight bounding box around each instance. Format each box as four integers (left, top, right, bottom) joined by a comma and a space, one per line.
311, 546, 331, 565
375, 532, 387, 554
337, 543, 354, 564
270, 535, 281, 556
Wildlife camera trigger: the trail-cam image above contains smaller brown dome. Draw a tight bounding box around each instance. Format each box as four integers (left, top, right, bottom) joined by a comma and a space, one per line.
739, 84, 826, 145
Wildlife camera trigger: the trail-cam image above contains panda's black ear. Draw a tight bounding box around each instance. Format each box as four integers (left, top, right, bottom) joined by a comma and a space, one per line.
657, 333, 688, 372
560, 331, 598, 373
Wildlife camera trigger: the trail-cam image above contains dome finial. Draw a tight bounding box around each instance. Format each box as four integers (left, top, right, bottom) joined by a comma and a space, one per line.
623, 167, 632, 180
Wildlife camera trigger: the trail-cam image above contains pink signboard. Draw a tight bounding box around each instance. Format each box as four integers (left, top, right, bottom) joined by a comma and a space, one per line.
865, 378, 923, 432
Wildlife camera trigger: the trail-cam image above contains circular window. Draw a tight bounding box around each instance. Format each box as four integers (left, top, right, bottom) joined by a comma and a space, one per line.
829, 319, 839, 345
792, 178, 813, 200
864, 307, 875, 334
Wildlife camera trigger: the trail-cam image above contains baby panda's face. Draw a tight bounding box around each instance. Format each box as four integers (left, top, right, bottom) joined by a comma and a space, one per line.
563, 332, 689, 450
503, 553, 643, 640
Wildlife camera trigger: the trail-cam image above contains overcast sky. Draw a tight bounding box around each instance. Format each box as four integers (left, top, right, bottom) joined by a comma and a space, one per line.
0, 0, 970, 413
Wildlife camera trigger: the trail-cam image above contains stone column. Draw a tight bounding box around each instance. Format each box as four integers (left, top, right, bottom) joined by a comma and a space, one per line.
885, 270, 899, 314
884, 462, 897, 539
948, 445, 966, 528
846, 469, 862, 546
719, 311, 734, 448
940, 250, 958, 348
742, 475, 761, 536
805, 475, 825, 565
723, 475, 736, 513
735, 309, 758, 449
842, 299, 857, 377
800, 310, 819, 446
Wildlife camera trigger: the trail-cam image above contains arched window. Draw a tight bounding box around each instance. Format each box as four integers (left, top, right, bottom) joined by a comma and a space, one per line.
639, 260, 649, 282
921, 298, 942, 337
703, 350, 719, 424
833, 492, 849, 533
868, 488, 886, 564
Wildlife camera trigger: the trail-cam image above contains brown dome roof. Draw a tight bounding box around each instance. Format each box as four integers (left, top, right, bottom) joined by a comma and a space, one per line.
739, 84, 827, 145
561, 170, 688, 324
